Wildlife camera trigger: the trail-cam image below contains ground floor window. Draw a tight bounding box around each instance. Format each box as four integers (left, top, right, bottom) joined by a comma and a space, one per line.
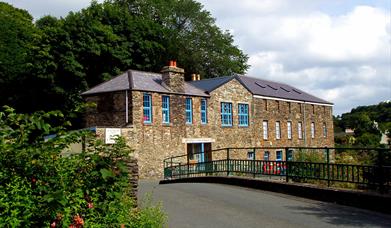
264, 151, 270, 161
276, 150, 282, 161
247, 151, 255, 160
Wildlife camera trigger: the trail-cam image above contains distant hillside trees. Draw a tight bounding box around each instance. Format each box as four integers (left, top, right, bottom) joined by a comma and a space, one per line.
0, 0, 248, 128
334, 101, 391, 147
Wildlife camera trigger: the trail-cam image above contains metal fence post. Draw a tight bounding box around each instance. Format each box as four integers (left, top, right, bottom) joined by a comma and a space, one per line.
285, 147, 289, 182
326, 147, 330, 187
253, 148, 256, 178
170, 157, 173, 179
187, 153, 190, 178
226, 148, 230, 176
378, 149, 385, 193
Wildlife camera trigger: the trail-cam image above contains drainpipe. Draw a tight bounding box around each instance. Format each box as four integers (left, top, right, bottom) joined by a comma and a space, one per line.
303, 102, 307, 147
125, 90, 129, 124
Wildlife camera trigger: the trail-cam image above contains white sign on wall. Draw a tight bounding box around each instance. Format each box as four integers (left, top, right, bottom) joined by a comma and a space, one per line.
105, 128, 121, 144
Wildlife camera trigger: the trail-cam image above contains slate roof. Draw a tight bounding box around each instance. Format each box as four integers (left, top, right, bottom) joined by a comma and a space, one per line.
189, 75, 333, 105
81, 69, 332, 105
81, 70, 208, 97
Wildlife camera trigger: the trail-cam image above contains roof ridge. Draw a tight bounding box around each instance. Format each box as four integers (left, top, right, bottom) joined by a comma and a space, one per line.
195, 75, 233, 82
128, 69, 162, 76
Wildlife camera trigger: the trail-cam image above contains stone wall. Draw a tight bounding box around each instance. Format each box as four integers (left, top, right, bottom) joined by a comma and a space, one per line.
84, 91, 131, 127
125, 158, 138, 200
88, 78, 334, 179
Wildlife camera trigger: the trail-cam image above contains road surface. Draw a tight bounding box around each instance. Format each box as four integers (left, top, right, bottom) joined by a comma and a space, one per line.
138, 181, 391, 228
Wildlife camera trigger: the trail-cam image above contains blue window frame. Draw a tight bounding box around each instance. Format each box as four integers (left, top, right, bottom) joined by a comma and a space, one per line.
162, 96, 170, 124
143, 93, 152, 123
201, 99, 207, 124
221, 102, 232, 126
276, 150, 282, 161
238, 103, 249, 127
185, 98, 192, 124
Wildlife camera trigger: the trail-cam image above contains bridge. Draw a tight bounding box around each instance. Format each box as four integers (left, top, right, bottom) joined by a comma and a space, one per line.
139, 147, 391, 227
139, 180, 391, 228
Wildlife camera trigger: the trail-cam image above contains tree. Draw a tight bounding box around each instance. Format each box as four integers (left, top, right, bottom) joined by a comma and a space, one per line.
115, 0, 249, 79
1, 0, 249, 128
0, 2, 36, 110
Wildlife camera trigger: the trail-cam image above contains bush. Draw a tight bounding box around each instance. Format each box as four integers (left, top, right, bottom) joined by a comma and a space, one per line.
0, 107, 166, 227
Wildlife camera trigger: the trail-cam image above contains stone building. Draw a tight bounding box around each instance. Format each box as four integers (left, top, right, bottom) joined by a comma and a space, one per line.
82, 62, 334, 179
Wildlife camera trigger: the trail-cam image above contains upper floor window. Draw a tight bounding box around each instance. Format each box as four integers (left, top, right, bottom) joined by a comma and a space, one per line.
323, 123, 327, 137
311, 122, 315, 139
276, 150, 282, 161
162, 96, 170, 124
263, 121, 268, 140
298, 122, 303, 139
143, 93, 152, 124
201, 98, 207, 124
238, 103, 249, 127
287, 121, 292, 139
264, 151, 270, 161
275, 121, 281, 139
221, 102, 232, 126
185, 98, 192, 124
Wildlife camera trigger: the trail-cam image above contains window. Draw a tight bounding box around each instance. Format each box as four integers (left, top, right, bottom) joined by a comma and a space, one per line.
238, 104, 249, 127
264, 151, 270, 161
221, 102, 232, 126
275, 121, 281, 139
263, 121, 268, 140
288, 102, 291, 113
312, 105, 315, 114
311, 122, 315, 138
323, 123, 327, 137
200, 99, 207, 124
162, 96, 170, 124
276, 101, 280, 110
185, 98, 192, 124
247, 151, 255, 160
287, 150, 294, 161
143, 93, 152, 123
276, 150, 282, 161
299, 104, 302, 113
298, 122, 303, 139
264, 100, 268, 111
287, 121, 292, 139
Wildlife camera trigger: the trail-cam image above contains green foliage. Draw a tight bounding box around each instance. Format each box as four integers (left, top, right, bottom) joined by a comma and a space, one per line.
334, 101, 391, 147
0, 107, 166, 227
0, 1, 248, 129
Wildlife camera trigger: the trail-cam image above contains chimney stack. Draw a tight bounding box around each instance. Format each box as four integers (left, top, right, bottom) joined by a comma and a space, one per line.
161, 60, 185, 93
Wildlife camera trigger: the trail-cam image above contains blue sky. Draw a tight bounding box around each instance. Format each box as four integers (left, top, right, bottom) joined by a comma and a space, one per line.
4, 0, 391, 115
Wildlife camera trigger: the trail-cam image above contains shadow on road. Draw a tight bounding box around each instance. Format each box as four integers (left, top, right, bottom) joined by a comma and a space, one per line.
285, 204, 391, 227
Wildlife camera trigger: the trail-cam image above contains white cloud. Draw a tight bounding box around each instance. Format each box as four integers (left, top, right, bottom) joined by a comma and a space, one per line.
200, 0, 390, 115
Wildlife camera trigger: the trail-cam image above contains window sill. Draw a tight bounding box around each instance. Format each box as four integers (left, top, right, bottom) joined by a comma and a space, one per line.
221, 125, 233, 128
238, 125, 249, 128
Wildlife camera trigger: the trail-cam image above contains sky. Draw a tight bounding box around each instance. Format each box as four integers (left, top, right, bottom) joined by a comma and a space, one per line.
4, 0, 391, 115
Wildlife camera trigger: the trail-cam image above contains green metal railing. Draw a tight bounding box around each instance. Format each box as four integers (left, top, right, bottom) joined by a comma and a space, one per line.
163, 147, 391, 193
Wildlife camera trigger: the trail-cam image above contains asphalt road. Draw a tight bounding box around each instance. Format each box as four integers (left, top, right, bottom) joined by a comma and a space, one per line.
138, 181, 391, 228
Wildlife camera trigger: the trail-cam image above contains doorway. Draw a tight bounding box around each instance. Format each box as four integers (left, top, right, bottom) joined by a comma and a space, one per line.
187, 143, 212, 163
